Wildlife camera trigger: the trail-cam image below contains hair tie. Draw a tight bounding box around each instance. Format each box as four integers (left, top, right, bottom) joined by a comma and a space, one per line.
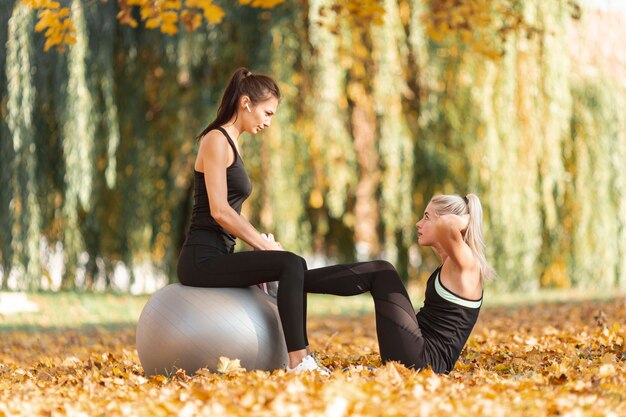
244, 70, 252, 77
463, 196, 469, 205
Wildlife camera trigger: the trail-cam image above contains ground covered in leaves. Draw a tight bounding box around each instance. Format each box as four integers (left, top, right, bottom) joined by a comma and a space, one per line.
1, 298, 625, 416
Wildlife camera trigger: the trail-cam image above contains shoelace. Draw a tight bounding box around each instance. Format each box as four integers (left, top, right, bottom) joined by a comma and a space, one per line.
341, 365, 376, 372
309, 352, 332, 374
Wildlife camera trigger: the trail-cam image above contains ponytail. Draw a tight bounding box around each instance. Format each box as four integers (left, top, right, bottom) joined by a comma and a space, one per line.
430, 193, 496, 281
464, 194, 496, 281
197, 67, 281, 140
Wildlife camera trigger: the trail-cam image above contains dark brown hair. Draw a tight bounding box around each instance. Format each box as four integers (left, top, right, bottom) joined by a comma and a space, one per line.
197, 67, 281, 139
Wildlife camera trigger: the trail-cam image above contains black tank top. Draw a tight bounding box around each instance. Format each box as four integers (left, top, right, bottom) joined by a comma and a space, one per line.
416, 266, 482, 373
184, 127, 252, 252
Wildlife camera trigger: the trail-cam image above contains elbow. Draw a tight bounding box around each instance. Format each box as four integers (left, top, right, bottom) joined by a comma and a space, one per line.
210, 206, 228, 225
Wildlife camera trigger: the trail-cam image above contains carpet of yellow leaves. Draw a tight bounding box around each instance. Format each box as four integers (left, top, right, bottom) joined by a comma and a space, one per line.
1, 298, 625, 416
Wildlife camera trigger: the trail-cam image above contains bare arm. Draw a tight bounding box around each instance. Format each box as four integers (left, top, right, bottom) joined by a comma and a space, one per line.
434, 214, 475, 272
433, 214, 482, 298
199, 131, 280, 251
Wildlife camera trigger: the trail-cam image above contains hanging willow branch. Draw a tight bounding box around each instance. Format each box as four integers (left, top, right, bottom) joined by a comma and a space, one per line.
24, 0, 582, 56
424, 0, 582, 59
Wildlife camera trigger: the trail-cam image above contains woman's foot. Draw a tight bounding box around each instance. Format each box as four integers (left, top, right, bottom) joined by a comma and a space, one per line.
286, 354, 331, 375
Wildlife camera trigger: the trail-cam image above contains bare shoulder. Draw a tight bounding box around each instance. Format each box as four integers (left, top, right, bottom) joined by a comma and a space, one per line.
199, 130, 229, 153
440, 257, 482, 300
197, 129, 233, 169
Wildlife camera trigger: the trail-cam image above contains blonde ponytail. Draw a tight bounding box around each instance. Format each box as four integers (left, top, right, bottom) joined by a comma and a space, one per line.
464, 194, 495, 281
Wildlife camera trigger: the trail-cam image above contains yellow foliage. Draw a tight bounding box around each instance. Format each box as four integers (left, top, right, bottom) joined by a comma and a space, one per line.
139, 6, 155, 20
23, 0, 61, 8
216, 357, 246, 374
145, 17, 161, 29
22, 0, 284, 51
63, 33, 77, 45
161, 11, 178, 24
240, 0, 285, 7
180, 9, 202, 31
541, 259, 571, 288
183, 0, 202, 7
424, 0, 516, 59
332, 0, 386, 29
161, 23, 178, 34
202, 3, 225, 25
424, 0, 580, 59
163, 0, 182, 9
309, 188, 324, 209
1, 298, 625, 415
26, 1, 75, 53
33, 10, 54, 32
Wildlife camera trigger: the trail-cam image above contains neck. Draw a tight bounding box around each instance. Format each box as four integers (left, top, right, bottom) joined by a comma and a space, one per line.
432, 244, 448, 264
223, 115, 244, 141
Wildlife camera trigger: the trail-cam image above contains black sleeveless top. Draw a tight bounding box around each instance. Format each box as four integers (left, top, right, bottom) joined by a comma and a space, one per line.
183, 127, 252, 252
416, 266, 482, 373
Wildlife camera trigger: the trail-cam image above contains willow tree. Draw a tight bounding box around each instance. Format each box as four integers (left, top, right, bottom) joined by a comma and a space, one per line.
567, 81, 625, 289
0, 3, 15, 288
307, 0, 357, 260
533, 1, 572, 289
5, 3, 42, 290
263, 4, 313, 255
346, 12, 381, 262
615, 92, 626, 289
22, 0, 285, 52
371, 0, 415, 273
411, 0, 579, 291
58, 0, 95, 288
3, 0, 625, 293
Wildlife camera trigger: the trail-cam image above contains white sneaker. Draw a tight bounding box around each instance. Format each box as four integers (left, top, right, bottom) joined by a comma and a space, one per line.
286, 354, 331, 375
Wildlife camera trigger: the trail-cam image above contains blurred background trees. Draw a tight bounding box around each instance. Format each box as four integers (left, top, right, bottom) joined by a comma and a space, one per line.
1, 0, 625, 293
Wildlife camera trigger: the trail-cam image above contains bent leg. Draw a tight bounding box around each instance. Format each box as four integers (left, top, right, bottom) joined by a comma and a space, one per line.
179, 246, 308, 352
304, 260, 427, 369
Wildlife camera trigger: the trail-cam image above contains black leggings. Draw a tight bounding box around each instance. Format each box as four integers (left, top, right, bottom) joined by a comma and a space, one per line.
178, 245, 310, 351
304, 260, 427, 369
178, 246, 426, 368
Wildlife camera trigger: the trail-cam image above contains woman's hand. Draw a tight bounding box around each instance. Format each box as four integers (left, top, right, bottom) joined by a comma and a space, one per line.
260, 233, 284, 251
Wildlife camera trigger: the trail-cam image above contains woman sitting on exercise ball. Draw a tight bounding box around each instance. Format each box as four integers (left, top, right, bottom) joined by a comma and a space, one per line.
176, 67, 328, 374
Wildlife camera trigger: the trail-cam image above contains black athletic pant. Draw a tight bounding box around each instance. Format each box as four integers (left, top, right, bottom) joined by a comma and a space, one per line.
178, 245, 310, 352
304, 260, 427, 369
179, 246, 426, 368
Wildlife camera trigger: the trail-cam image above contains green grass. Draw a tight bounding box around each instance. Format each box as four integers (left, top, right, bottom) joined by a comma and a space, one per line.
0, 291, 377, 331
1, 287, 624, 332
483, 287, 626, 307
0, 291, 149, 331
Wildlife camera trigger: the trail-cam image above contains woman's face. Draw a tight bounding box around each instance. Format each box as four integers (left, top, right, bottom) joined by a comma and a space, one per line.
415, 202, 437, 246
241, 96, 279, 135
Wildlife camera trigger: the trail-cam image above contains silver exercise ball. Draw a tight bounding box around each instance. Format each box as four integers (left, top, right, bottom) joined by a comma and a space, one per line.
136, 284, 288, 376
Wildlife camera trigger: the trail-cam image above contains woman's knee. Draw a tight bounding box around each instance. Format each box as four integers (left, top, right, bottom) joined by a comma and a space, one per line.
368, 260, 404, 293
365, 260, 400, 282
299, 255, 308, 270
279, 251, 306, 277
369, 260, 396, 273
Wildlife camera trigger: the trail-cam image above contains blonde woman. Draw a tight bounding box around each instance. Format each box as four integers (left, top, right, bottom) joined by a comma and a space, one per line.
304, 194, 494, 373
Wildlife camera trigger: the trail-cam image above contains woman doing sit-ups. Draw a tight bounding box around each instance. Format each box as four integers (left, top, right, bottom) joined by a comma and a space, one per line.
303, 194, 495, 373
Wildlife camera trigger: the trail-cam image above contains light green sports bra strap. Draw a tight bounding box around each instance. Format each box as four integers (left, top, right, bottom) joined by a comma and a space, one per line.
434, 271, 482, 309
